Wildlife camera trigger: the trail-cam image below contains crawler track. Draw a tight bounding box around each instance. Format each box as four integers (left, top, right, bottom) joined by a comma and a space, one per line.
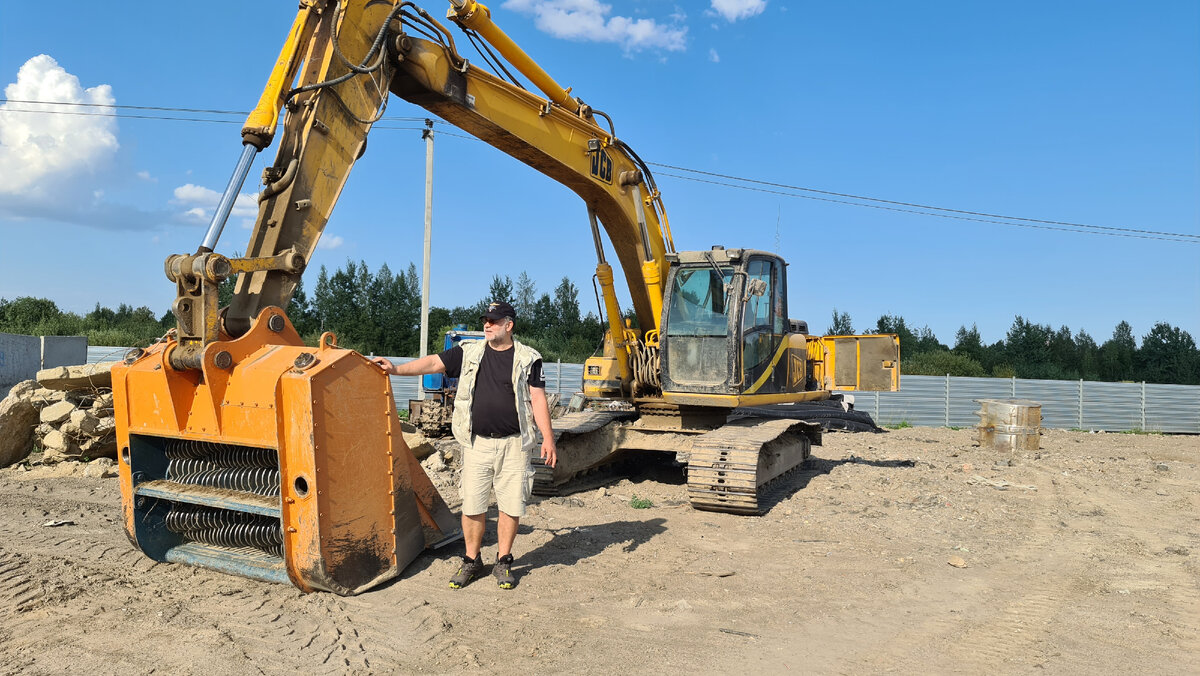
532, 410, 635, 495
686, 417, 821, 514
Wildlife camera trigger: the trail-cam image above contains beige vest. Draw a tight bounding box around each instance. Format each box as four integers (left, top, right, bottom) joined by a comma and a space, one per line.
451, 339, 542, 450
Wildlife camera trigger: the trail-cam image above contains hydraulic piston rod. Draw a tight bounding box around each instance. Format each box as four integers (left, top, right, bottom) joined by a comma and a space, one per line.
198, 144, 258, 253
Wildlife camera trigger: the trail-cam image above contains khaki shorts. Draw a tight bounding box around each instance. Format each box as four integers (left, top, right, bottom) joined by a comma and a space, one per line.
460, 434, 534, 517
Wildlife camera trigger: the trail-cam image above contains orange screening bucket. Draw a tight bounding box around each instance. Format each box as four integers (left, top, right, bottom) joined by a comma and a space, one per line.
111, 308, 459, 595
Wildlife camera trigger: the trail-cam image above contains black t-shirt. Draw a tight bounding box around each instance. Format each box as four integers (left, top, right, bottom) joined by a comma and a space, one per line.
439, 344, 545, 437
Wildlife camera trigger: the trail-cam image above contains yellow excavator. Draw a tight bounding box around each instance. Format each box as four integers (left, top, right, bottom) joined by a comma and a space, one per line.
111, 0, 898, 594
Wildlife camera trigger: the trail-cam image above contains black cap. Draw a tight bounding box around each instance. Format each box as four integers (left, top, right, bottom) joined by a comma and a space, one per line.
481, 300, 517, 323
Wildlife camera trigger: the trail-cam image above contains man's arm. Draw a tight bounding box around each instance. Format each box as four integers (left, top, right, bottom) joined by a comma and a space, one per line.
529, 386, 556, 468
371, 353, 446, 376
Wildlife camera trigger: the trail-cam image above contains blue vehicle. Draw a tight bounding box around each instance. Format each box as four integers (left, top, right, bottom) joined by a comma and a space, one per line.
409, 326, 484, 435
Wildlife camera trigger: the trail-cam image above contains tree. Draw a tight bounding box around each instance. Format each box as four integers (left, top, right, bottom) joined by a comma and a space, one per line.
1004, 316, 1056, 379
1099, 321, 1137, 381
953, 324, 985, 364
486, 274, 513, 304
0, 297, 62, 333
876, 314, 917, 359
903, 350, 986, 377
1075, 329, 1100, 381
913, 326, 946, 354
552, 277, 581, 329
1137, 322, 1199, 385
288, 277, 319, 338
514, 271, 536, 319
826, 309, 853, 335
1048, 325, 1078, 378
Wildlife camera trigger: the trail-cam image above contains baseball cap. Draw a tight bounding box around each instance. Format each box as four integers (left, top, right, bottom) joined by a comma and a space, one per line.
481, 301, 517, 323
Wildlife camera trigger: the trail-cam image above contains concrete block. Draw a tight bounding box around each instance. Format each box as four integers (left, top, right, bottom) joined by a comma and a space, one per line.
36, 361, 117, 391
0, 333, 40, 399
41, 336, 87, 369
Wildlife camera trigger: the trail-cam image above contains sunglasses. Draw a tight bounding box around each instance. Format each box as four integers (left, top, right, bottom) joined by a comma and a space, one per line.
483, 317, 511, 326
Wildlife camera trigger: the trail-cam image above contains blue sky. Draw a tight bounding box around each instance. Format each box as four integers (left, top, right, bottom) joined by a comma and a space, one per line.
0, 0, 1196, 349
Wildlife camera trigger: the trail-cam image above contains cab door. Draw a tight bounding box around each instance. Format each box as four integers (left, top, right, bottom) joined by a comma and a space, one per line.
740, 256, 786, 393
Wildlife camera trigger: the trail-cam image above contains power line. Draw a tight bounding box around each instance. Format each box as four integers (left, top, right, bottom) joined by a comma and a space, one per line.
3, 98, 1193, 243
0, 98, 430, 123
653, 171, 1199, 244
649, 162, 1200, 241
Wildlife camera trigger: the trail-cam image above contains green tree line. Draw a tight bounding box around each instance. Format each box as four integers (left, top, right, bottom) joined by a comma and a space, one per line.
828, 309, 1200, 384
4, 263, 1197, 384
0, 259, 606, 364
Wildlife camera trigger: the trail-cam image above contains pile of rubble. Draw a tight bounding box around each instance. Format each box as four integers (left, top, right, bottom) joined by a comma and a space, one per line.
0, 361, 119, 468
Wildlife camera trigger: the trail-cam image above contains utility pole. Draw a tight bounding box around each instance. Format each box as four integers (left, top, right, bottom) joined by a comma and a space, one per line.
419, 119, 434, 399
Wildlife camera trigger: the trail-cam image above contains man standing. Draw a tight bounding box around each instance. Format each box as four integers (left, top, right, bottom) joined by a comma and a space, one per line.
372, 301, 556, 589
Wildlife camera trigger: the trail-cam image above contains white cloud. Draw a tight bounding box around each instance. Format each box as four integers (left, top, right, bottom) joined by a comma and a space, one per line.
709, 48, 720, 63
0, 55, 171, 230
0, 55, 117, 197
137, 170, 156, 182
172, 182, 259, 227
709, 0, 767, 22
318, 235, 344, 251
502, 0, 687, 52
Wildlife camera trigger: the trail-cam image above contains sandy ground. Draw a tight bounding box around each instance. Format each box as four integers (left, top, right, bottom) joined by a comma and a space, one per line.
0, 427, 1197, 675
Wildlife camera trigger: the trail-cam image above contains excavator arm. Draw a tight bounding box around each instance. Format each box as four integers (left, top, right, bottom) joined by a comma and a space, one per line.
183, 0, 674, 391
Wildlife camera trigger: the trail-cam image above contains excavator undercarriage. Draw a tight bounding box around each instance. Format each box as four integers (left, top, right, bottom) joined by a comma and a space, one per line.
532, 398, 876, 515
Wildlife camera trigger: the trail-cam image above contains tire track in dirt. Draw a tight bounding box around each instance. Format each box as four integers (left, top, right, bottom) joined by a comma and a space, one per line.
838, 462, 1078, 672
0, 477, 459, 672
0, 547, 69, 675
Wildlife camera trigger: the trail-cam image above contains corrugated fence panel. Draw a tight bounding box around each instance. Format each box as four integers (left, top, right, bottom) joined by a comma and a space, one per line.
1017, 379, 1084, 430
949, 377, 1018, 428
89, 346, 128, 365
1082, 381, 1144, 431
870, 375, 945, 427
88, 346, 1199, 432
1146, 384, 1200, 434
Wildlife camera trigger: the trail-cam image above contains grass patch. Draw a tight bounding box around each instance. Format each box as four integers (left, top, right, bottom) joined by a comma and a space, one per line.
885, 421, 913, 430
629, 495, 654, 509
1119, 428, 1163, 436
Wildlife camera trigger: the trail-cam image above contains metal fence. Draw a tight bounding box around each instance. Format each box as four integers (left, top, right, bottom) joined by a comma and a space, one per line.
847, 375, 1200, 434
90, 347, 1199, 433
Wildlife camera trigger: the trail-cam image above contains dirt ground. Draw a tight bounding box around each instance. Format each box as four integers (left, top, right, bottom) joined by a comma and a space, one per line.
0, 427, 1197, 675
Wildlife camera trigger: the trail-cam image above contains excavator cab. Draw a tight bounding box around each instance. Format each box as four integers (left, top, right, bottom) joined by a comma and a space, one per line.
660, 247, 899, 405
660, 247, 790, 396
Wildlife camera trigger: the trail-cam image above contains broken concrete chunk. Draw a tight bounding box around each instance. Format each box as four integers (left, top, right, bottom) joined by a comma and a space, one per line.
0, 382, 39, 467
42, 429, 70, 452
6, 380, 37, 401
35, 361, 118, 391
82, 457, 118, 478
402, 430, 436, 461
29, 388, 67, 407
39, 400, 76, 425
68, 409, 101, 435
79, 436, 118, 459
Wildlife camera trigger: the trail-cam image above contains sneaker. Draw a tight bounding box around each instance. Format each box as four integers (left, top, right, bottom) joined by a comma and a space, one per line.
449, 555, 483, 589
494, 554, 515, 589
